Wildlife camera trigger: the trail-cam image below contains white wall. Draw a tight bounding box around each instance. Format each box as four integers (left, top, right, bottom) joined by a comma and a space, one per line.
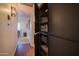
0, 4, 17, 55
31, 4, 35, 47
27, 4, 35, 47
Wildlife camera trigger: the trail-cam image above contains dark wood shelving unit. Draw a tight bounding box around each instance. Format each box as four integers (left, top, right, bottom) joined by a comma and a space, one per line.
35, 3, 48, 56
40, 3, 48, 56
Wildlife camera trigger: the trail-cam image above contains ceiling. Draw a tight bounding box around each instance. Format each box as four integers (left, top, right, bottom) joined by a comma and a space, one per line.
21, 3, 33, 7
17, 4, 33, 16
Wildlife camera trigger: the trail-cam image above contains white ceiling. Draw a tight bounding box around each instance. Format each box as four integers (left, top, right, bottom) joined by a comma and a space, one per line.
17, 4, 33, 16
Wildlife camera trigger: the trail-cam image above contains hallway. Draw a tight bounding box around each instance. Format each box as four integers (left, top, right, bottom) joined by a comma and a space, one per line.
15, 3, 35, 56
0, 3, 35, 56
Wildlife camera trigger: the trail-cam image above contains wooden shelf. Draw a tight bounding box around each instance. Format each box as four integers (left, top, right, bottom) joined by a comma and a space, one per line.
41, 21, 48, 25
41, 45, 48, 55
41, 12, 48, 17
41, 40, 48, 46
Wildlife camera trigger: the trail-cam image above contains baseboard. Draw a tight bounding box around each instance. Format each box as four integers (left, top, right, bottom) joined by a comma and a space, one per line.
0, 53, 9, 56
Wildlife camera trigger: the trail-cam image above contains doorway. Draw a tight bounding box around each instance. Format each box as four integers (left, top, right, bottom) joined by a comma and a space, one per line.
15, 4, 35, 56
